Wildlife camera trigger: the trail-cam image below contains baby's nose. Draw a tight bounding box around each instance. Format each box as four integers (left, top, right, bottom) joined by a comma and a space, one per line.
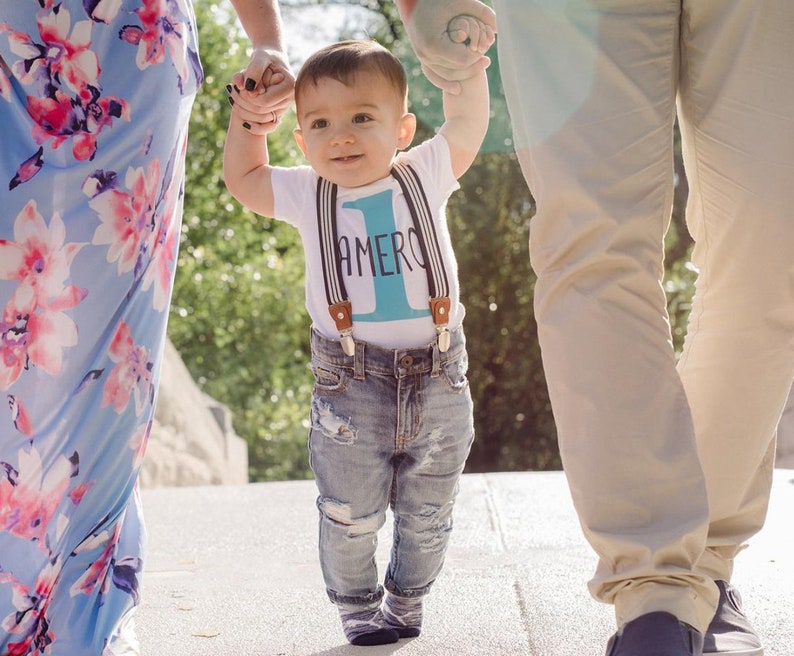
330, 126, 354, 144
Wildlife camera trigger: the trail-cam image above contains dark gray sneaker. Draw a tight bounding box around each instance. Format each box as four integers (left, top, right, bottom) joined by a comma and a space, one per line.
606, 611, 704, 656
703, 581, 763, 655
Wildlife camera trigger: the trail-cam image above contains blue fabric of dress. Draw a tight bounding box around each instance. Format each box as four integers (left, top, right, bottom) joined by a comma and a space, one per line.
0, 1, 201, 653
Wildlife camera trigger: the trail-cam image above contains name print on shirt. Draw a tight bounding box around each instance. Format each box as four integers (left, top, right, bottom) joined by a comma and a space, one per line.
340, 189, 432, 323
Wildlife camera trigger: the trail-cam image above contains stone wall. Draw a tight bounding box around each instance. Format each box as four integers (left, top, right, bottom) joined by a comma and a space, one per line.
139, 339, 248, 488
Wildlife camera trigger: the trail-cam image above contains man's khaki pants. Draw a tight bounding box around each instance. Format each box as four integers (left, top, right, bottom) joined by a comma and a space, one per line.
494, 0, 794, 633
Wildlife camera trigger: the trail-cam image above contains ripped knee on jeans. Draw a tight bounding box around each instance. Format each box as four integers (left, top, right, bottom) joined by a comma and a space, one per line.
318, 497, 383, 538
412, 502, 455, 553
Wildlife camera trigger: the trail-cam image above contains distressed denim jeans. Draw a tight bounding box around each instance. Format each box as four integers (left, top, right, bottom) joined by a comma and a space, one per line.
308, 326, 474, 609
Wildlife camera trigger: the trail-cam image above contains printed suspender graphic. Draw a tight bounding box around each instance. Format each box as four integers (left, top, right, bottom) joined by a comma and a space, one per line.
391, 163, 452, 352
316, 176, 355, 356
316, 164, 452, 356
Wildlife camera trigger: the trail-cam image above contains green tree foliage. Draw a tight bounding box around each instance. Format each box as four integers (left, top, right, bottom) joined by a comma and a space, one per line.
169, 2, 313, 481
171, 1, 695, 481
450, 151, 561, 472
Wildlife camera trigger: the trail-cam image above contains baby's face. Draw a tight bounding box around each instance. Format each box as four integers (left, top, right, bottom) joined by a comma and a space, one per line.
294, 71, 414, 187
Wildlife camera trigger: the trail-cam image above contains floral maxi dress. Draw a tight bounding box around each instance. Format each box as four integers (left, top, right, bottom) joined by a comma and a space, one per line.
0, 0, 201, 653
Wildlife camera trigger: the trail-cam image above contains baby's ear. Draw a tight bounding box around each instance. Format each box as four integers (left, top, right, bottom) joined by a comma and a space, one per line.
293, 128, 308, 158
397, 113, 417, 150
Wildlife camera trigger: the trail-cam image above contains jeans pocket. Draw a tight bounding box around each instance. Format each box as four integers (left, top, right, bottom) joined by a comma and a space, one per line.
440, 352, 469, 393
311, 360, 351, 396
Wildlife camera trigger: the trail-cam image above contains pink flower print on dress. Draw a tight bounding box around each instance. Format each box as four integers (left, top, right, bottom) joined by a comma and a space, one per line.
69, 522, 119, 599
129, 421, 151, 471
0, 447, 78, 545
9, 147, 45, 190
90, 160, 161, 276
102, 321, 153, 416
0, 66, 11, 102
68, 479, 95, 506
13, 286, 80, 377
0, 289, 82, 389
0, 200, 87, 390
1, 8, 129, 168
26, 87, 129, 162
36, 6, 99, 100
83, 0, 124, 25
0, 557, 59, 654
0, 22, 46, 89
0, 309, 29, 392
70, 525, 143, 605
142, 141, 185, 311
120, 0, 191, 84
3, 201, 86, 310
140, 214, 176, 311
7, 395, 33, 438
1, 7, 98, 100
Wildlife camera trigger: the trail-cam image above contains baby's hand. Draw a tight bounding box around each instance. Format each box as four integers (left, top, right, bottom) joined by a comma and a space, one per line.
447, 14, 495, 56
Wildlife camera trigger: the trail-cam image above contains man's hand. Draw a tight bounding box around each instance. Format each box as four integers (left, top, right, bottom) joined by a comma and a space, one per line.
397, 0, 497, 94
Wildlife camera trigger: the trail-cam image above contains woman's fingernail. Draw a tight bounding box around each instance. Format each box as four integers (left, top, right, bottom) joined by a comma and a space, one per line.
225, 84, 232, 93
242, 122, 252, 130
245, 78, 256, 91
227, 95, 234, 106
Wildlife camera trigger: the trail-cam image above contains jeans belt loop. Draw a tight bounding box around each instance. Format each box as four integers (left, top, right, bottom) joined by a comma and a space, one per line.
353, 341, 366, 380
431, 342, 441, 378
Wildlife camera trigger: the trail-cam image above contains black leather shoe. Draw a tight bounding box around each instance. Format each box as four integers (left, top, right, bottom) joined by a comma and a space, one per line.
703, 581, 763, 655
606, 611, 704, 656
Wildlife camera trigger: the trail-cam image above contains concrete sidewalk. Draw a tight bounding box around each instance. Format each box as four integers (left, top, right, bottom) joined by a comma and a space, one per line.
138, 470, 794, 656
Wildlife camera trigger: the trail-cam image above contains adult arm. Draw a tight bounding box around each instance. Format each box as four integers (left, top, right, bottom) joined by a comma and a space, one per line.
228, 0, 295, 131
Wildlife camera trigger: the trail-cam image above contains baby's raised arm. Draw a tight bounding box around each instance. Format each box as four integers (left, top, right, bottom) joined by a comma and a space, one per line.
223, 84, 280, 218
438, 14, 492, 179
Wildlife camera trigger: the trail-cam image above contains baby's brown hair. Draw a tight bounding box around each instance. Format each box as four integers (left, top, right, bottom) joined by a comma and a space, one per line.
295, 40, 408, 109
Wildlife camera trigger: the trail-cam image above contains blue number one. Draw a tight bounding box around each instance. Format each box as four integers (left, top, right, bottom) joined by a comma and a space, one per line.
343, 190, 430, 322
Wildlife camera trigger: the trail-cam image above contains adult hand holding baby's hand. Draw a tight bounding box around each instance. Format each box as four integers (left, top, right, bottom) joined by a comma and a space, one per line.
228, 46, 294, 135
397, 0, 496, 94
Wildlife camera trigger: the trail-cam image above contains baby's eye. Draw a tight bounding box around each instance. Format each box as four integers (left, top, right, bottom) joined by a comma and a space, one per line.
311, 118, 329, 129
353, 114, 372, 124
